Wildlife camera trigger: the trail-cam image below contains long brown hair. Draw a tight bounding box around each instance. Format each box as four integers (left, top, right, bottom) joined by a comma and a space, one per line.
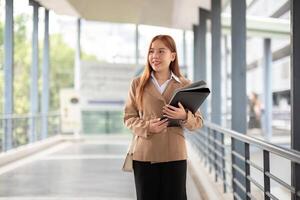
136, 35, 183, 110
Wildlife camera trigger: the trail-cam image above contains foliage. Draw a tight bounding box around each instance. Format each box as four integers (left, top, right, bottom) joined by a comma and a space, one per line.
0, 14, 99, 114
49, 34, 75, 110
14, 14, 31, 114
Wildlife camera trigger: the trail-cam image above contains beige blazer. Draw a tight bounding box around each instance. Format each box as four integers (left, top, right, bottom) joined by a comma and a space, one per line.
123, 76, 203, 163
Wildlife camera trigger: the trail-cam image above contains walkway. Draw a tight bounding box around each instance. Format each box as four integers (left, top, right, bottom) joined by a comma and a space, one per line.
0, 135, 202, 200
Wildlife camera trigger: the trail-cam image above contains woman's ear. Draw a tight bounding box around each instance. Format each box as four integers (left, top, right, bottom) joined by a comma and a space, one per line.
171, 52, 176, 61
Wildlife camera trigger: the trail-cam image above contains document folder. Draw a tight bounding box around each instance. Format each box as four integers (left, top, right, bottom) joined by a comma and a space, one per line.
163, 80, 210, 127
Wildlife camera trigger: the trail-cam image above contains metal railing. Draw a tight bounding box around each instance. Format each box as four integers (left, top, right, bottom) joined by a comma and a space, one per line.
0, 112, 61, 152
186, 121, 300, 200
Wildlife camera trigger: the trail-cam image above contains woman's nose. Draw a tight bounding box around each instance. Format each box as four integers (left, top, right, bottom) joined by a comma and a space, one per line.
152, 52, 159, 58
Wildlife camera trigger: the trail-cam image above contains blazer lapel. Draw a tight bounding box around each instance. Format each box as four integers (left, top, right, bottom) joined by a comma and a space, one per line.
144, 81, 166, 102
144, 79, 181, 104
163, 79, 181, 103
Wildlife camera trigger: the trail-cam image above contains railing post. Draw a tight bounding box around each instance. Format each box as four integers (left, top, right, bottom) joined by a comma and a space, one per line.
245, 143, 251, 198
208, 129, 212, 173
213, 130, 218, 181
204, 127, 209, 166
263, 150, 270, 200
221, 134, 227, 193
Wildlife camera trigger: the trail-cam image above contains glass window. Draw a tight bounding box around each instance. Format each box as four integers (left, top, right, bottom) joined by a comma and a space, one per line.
185, 30, 194, 80
138, 25, 183, 67
81, 21, 135, 63
49, 12, 76, 111
247, 0, 288, 17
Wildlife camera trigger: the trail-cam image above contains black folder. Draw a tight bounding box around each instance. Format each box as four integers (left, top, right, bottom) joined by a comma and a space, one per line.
162, 80, 210, 127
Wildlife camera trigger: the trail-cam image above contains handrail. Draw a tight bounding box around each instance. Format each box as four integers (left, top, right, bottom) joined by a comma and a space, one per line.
204, 121, 300, 163
187, 120, 300, 199
0, 112, 60, 120
1, 112, 61, 152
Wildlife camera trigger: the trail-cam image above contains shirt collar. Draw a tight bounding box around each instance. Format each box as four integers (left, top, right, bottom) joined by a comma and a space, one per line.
171, 72, 181, 83
150, 71, 181, 83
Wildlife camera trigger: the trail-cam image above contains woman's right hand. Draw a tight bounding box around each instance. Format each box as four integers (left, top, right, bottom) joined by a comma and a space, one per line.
149, 118, 168, 134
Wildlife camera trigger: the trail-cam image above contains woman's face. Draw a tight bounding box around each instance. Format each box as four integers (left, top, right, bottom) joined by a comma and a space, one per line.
148, 39, 176, 73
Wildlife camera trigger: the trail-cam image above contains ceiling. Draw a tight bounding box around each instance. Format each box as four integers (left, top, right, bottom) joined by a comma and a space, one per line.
34, 0, 290, 37
35, 0, 211, 30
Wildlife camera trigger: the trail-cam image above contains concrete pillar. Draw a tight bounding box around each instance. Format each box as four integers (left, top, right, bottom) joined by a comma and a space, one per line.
29, 0, 40, 143
291, 0, 300, 199
196, 8, 209, 118
74, 18, 81, 90
41, 9, 50, 139
263, 38, 272, 140
135, 24, 139, 65
211, 0, 222, 125
231, 0, 250, 199
3, 0, 14, 151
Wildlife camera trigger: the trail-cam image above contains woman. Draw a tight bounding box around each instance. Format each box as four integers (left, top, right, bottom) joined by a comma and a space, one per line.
124, 35, 203, 200
248, 92, 262, 129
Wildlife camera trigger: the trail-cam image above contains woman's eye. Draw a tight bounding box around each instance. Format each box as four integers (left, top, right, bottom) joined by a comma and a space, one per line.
159, 51, 164, 53
149, 50, 154, 54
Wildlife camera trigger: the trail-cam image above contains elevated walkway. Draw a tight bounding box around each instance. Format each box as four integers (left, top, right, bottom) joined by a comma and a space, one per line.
0, 134, 202, 200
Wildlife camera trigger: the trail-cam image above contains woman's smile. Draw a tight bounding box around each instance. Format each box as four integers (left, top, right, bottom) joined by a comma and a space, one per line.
152, 60, 161, 66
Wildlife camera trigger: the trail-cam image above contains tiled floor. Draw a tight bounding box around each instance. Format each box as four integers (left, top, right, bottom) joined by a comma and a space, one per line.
0, 135, 202, 200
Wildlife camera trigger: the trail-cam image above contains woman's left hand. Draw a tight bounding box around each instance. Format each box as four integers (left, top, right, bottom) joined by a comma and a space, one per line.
162, 102, 187, 120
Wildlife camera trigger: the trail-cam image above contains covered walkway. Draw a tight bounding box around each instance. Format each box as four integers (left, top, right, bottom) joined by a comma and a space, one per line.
1, 0, 300, 199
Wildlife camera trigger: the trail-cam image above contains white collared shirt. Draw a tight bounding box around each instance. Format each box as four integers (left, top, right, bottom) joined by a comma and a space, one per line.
151, 71, 181, 94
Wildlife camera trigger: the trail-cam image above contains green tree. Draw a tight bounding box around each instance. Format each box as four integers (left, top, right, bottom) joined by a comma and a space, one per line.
0, 13, 100, 145
49, 35, 98, 111
49, 34, 75, 110
13, 14, 31, 114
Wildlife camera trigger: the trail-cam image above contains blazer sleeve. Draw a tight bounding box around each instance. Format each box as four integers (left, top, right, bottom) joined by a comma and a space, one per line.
180, 110, 204, 131
123, 79, 150, 139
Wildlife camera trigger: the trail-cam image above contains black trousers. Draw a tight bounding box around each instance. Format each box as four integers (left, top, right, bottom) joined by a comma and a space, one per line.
133, 160, 187, 200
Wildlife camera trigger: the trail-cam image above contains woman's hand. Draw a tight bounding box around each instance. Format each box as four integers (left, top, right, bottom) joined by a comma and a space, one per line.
162, 102, 187, 120
149, 118, 168, 134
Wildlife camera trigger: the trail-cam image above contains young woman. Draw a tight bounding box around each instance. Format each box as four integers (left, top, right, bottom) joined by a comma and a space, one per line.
124, 35, 203, 200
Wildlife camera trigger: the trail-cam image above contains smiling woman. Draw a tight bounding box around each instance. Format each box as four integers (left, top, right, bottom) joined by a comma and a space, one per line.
123, 35, 204, 200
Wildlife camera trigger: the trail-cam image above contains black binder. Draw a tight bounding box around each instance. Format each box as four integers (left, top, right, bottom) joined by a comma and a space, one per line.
162, 80, 210, 127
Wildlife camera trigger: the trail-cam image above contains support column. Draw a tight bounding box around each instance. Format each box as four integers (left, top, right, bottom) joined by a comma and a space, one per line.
193, 24, 199, 82
224, 35, 231, 128
211, 0, 224, 192
195, 8, 209, 118
29, 0, 39, 143
263, 38, 272, 140
3, 0, 14, 151
211, 0, 222, 125
183, 30, 187, 68
231, 0, 250, 199
291, 0, 300, 199
135, 24, 139, 65
74, 18, 81, 90
41, 9, 49, 139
